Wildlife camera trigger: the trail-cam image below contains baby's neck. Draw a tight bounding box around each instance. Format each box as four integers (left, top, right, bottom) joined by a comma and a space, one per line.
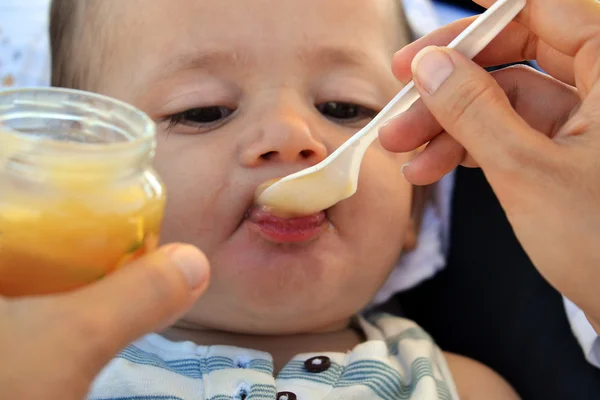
160, 320, 364, 374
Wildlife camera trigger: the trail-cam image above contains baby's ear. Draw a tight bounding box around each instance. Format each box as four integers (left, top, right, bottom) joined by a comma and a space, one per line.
403, 184, 432, 251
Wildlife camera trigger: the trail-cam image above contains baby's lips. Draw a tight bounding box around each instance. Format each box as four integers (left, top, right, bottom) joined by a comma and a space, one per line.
247, 205, 326, 229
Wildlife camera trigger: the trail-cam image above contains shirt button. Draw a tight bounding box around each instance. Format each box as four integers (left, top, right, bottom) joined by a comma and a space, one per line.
277, 391, 297, 400
304, 356, 331, 373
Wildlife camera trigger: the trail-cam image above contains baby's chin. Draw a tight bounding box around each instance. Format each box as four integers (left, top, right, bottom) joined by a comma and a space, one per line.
190, 299, 362, 336
186, 255, 377, 335
185, 227, 402, 334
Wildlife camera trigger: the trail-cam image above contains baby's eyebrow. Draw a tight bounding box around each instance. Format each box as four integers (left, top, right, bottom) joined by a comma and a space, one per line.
158, 50, 249, 77
297, 45, 374, 68
156, 45, 374, 79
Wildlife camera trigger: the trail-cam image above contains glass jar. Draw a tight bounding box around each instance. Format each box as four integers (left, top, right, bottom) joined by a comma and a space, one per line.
0, 88, 166, 297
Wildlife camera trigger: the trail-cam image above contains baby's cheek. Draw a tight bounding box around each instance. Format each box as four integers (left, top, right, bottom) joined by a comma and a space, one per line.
363, 151, 411, 198
357, 154, 412, 242
152, 144, 232, 248
158, 178, 229, 252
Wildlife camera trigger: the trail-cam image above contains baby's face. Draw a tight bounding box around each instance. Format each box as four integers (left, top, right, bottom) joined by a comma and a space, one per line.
95, 0, 413, 334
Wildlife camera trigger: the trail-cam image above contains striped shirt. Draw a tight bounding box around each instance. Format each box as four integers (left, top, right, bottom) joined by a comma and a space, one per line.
88, 313, 459, 400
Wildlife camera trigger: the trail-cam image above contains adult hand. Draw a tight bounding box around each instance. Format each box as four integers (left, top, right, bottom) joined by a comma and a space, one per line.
0, 244, 210, 400
380, 0, 600, 329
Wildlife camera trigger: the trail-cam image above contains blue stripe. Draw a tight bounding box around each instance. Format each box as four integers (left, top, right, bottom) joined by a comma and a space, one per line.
342, 361, 404, 398
436, 380, 453, 400
118, 345, 274, 379
248, 384, 277, 400
248, 359, 274, 374
386, 328, 434, 355
119, 350, 203, 371
277, 357, 445, 400
117, 347, 203, 379
339, 370, 397, 400
335, 358, 447, 400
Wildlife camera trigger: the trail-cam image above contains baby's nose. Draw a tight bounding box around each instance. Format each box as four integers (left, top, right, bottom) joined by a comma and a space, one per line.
241, 112, 327, 167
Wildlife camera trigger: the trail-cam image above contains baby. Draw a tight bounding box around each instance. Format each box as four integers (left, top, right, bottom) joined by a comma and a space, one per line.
49, 0, 517, 399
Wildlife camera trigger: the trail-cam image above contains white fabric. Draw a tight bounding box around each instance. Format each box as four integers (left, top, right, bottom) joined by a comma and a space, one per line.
402, 0, 441, 38
564, 297, 600, 368
0, 0, 51, 88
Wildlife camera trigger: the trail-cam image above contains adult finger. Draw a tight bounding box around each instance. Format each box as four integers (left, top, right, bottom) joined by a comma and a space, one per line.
381, 65, 579, 165
393, 18, 575, 86
402, 132, 466, 186
409, 46, 554, 176
477, 0, 600, 91
53, 244, 210, 373
379, 99, 441, 152
475, 0, 600, 56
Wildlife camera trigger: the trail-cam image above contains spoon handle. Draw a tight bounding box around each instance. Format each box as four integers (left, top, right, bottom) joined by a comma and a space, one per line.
351, 0, 526, 154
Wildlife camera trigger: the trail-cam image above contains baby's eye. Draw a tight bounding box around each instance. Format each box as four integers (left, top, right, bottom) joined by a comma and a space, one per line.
167, 106, 235, 130
316, 102, 377, 123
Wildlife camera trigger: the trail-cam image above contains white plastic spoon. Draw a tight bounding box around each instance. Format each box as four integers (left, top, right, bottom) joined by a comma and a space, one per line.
256, 0, 527, 215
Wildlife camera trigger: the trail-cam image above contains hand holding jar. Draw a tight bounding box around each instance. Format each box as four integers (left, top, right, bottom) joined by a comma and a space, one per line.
0, 88, 211, 399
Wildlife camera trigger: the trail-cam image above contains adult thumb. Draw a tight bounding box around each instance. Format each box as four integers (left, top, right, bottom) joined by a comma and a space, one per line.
409, 46, 546, 174
55, 244, 210, 371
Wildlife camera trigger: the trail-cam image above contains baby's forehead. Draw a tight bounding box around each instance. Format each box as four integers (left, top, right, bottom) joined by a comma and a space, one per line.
83, 0, 409, 96
98, 0, 406, 41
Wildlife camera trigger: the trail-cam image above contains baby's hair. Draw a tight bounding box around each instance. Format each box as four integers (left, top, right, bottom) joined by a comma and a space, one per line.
49, 0, 110, 89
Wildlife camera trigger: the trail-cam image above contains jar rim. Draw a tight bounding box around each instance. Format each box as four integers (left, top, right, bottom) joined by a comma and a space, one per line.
0, 87, 156, 178
0, 86, 155, 152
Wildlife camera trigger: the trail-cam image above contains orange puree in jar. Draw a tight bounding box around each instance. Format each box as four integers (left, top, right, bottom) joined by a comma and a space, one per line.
0, 88, 166, 297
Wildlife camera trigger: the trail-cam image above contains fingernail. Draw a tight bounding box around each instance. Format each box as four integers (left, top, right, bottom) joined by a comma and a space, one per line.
401, 162, 410, 178
168, 245, 208, 289
412, 47, 455, 94
380, 112, 406, 133
380, 118, 393, 132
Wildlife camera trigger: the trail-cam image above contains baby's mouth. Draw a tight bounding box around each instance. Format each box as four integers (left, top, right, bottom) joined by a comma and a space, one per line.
246, 205, 328, 244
